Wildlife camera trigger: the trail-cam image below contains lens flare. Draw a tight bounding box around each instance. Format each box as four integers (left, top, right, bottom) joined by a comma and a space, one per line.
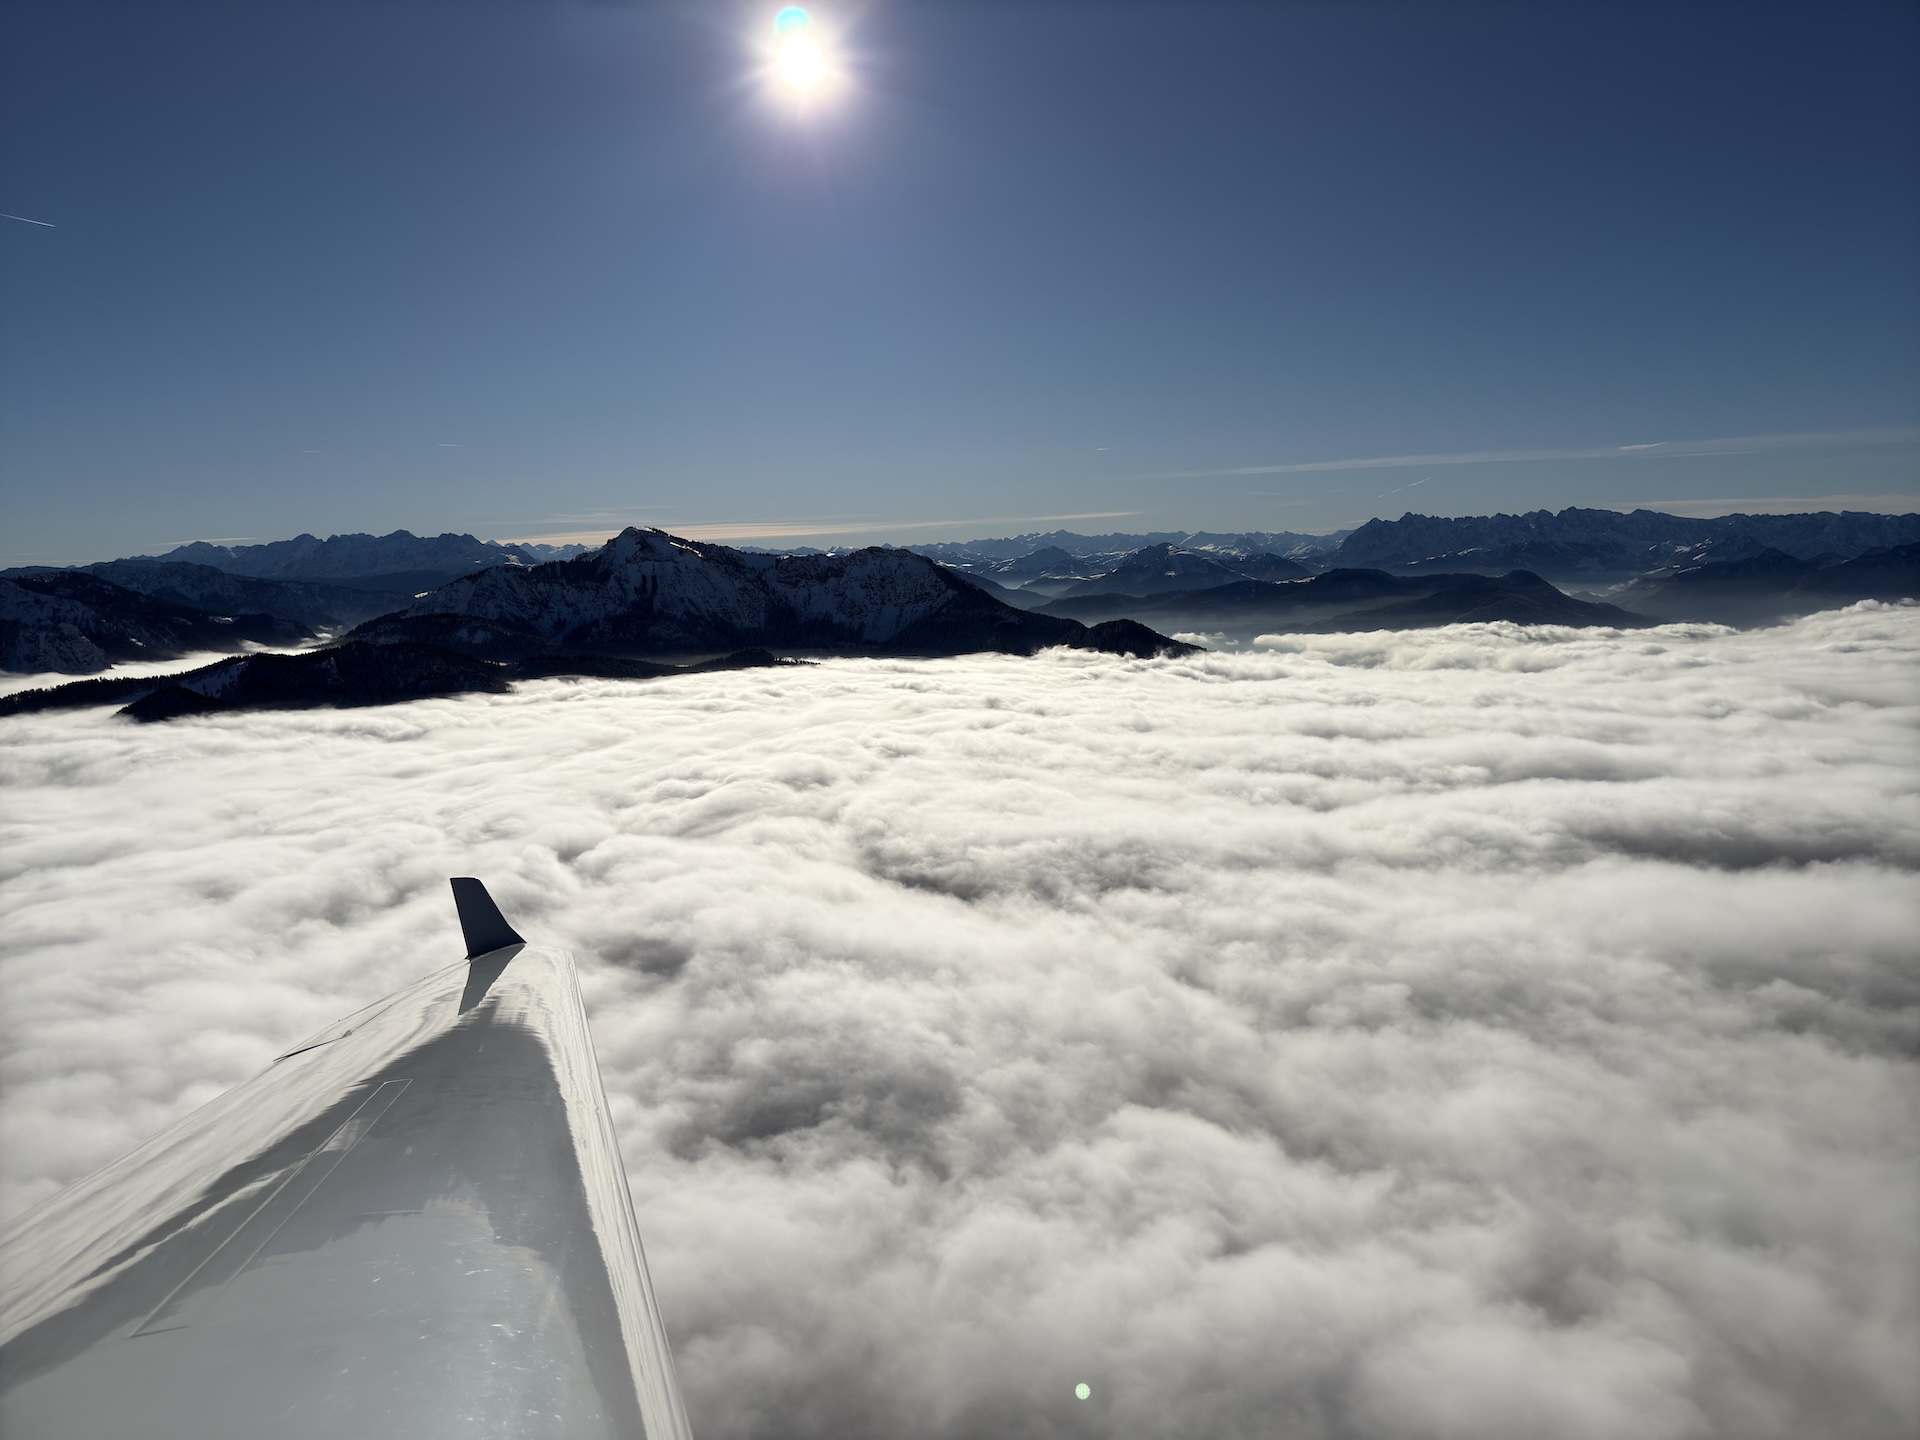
777, 33, 827, 92
768, 6, 834, 101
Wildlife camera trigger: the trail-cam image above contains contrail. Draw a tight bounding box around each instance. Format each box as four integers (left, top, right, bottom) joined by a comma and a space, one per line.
1378, 476, 1432, 499
1, 213, 55, 228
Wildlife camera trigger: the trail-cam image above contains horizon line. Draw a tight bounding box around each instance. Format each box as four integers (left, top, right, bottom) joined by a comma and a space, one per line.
490, 494, 1919, 551
495, 511, 1147, 547
13, 495, 1911, 571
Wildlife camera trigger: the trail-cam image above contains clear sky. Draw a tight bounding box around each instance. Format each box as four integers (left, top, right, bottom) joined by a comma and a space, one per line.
2, 0, 1916, 565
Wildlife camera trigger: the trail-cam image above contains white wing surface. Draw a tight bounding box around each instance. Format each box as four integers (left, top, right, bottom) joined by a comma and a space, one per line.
0, 881, 693, 1440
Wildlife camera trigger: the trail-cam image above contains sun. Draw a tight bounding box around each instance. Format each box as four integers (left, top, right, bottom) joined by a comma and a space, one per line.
768, 6, 835, 101
777, 33, 827, 93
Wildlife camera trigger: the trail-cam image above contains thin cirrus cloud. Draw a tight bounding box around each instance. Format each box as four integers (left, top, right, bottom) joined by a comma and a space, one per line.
1, 606, 1916, 1439
1145, 425, 1920, 481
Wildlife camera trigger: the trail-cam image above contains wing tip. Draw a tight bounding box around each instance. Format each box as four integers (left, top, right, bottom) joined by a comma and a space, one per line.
449, 877, 526, 959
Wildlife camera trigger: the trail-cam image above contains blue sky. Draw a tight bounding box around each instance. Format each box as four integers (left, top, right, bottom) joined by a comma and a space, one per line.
2, 0, 1916, 564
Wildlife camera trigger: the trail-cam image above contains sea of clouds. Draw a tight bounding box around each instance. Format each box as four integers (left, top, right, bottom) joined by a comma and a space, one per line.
2, 605, 1916, 1440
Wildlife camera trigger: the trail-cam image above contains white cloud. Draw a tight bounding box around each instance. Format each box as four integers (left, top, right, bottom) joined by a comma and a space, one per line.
2, 606, 1917, 1439
0, 646, 316, 700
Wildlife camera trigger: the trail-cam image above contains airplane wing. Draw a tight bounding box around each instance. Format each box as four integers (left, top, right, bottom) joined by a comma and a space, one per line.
0, 879, 694, 1440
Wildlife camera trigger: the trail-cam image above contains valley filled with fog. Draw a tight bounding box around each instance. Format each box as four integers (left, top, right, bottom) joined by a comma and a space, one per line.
1, 607, 1915, 1440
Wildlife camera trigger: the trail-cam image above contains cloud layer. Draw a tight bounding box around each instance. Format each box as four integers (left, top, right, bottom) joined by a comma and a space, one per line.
3, 607, 1917, 1439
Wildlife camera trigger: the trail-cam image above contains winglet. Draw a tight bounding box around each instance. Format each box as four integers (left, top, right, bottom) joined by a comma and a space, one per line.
449, 877, 525, 958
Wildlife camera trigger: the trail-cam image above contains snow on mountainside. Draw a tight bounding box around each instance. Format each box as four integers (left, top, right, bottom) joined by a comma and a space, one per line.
0, 582, 114, 673
352, 528, 1194, 659
399, 529, 953, 645
0, 574, 315, 674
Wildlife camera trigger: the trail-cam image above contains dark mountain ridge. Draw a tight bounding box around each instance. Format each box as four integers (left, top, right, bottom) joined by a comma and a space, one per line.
0, 560, 407, 629
15, 509, 1911, 676
901, 508, 1918, 601
0, 574, 314, 675
348, 528, 1197, 661
1056, 543, 1311, 599
1320, 570, 1650, 630
144, 529, 587, 588
998, 545, 1102, 581
1041, 567, 1647, 634
913, 528, 1348, 574
1330, 507, 1920, 581
1617, 542, 1920, 625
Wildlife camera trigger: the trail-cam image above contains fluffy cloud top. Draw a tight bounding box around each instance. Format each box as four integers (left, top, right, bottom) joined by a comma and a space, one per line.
2, 606, 1916, 1439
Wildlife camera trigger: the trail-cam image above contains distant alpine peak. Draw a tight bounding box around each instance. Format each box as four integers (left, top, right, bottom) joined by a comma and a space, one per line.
599, 527, 712, 563
584, 526, 953, 589
399, 526, 970, 650
355, 525, 1203, 660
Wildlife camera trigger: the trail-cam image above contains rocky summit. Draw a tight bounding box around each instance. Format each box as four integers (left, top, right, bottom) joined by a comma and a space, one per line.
350, 528, 1198, 660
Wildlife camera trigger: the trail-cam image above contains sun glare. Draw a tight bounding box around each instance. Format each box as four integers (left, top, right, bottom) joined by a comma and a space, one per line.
777, 34, 826, 92
768, 6, 835, 102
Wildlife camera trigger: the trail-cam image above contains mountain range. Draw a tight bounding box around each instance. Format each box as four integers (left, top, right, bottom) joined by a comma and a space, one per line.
1324, 508, 1920, 582
0, 573, 313, 674
347, 529, 1191, 662
0, 530, 1199, 710
0, 531, 587, 633
912, 529, 1349, 574
917, 508, 1920, 586
1, 559, 411, 629
147, 530, 588, 591
1613, 543, 1920, 626
4, 510, 1915, 689
1050, 544, 1311, 599
907, 508, 1920, 638
1038, 568, 1650, 634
